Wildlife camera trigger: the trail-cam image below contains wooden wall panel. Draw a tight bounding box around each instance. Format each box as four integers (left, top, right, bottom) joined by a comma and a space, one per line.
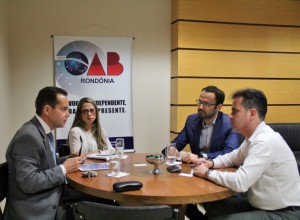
172, 22, 300, 51
171, 0, 300, 140
171, 78, 300, 105
172, 50, 300, 78
172, 0, 300, 25
171, 106, 300, 133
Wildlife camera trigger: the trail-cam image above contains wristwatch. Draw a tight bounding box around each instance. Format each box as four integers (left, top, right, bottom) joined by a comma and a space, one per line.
205, 169, 213, 176
197, 153, 203, 158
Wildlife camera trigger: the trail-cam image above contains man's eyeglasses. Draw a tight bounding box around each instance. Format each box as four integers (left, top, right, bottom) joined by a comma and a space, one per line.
81, 108, 96, 115
196, 100, 217, 107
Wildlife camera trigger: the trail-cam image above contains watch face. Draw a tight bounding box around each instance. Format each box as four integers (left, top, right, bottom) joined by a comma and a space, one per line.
206, 169, 212, 176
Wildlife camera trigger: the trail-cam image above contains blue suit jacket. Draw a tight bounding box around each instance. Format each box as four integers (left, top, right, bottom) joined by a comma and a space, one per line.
172, 112, 239, 159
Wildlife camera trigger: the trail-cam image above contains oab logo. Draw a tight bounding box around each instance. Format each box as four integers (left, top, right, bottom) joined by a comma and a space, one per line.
55, 40, 124, 96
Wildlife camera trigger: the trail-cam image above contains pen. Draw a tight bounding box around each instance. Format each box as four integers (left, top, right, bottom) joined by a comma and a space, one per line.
78, 136, 83, 156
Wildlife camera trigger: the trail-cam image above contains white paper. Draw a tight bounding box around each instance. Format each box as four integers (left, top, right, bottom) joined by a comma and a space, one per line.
79, 163, 109, 171
164, 161, 182, 166
86, 153, 111, 161
133, 163, 148, 167
106, 172, 129, 178
178, 173, 193, 177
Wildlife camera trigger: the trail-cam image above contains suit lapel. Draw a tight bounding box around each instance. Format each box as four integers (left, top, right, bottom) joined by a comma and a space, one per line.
194, 116, 203, 155
210, 112, 222, 152
31, 117, 56, 168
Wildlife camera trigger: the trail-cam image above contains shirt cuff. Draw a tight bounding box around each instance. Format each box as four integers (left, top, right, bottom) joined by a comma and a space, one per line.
207, 169, 217, 180
202, 153, 208, 159
59, 164, 66, 175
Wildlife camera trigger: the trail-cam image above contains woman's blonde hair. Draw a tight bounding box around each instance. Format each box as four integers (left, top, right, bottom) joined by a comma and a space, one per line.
70, 97, 106, 150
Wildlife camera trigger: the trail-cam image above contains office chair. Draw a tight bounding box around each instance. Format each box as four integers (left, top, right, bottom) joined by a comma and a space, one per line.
73, 201, 179, 220
0, 162, 8, 220
57, 143, 70, 157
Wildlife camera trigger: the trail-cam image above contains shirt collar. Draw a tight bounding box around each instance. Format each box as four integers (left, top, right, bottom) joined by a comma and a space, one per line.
35, 114, 52, 134
202, 112, 218, 128
248, 121, 266, 143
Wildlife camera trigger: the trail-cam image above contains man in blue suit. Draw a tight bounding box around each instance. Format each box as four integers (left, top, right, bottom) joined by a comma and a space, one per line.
164, 86, 239, 220
164, 86, 239, 163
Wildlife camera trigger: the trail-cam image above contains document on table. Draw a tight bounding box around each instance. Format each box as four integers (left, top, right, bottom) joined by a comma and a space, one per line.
87, 151, 128, 160
86, 153, 111, 161
79, 163, 110, 171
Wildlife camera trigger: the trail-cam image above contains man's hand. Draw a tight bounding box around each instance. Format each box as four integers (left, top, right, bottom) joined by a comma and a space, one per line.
167, 146, 179, 156
182, 152, 198, 163
194, 158, 214, 168
193, 164, 209, 178
63, 156, 84, 173
79, 153, 87, 163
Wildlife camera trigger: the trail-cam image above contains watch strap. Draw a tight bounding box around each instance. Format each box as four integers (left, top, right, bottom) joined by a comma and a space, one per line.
205, 169, 213, 176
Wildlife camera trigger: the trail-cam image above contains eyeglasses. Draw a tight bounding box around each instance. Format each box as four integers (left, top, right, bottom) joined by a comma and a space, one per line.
81, 108, 96, 115
196, 99, 217, 107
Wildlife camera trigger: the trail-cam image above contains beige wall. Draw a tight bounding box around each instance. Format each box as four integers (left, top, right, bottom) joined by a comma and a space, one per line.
2, 0, 171, 155
0, 0, 11, 162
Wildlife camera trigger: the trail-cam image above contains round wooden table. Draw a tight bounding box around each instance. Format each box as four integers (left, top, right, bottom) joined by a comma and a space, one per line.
67, 153, 236, 206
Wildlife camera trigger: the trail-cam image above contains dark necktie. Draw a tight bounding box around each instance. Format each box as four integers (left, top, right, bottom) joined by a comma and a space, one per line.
47, 132, 56, 165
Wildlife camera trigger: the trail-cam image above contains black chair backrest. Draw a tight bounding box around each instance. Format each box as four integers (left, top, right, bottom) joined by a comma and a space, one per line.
237, 123, 300, 151
73, 201, 178, 220
57, 143, 70, 157
0, 162, 8, 220
237, 123, 300, 172
268, 123, 300, 152
0, 162, 8, 202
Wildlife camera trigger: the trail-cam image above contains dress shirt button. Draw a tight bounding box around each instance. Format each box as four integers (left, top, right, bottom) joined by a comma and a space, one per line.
53, 205, 57, 209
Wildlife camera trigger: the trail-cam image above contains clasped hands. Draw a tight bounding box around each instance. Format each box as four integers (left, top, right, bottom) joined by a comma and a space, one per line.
167, 146, 213, 178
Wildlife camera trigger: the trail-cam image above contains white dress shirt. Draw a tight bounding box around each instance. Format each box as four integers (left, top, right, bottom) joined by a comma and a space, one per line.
209, 122, 300, 210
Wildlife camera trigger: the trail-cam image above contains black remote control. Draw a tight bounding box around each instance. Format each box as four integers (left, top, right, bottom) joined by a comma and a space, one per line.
167, 164, 182, 173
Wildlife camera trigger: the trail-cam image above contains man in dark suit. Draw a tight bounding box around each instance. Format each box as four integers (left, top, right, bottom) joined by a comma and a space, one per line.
164, 86, 239, 163
164, 86, 239, 220
5, 87, 85, 220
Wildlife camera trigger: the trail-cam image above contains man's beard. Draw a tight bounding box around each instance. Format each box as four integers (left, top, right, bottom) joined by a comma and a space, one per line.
198, 109, 216, 119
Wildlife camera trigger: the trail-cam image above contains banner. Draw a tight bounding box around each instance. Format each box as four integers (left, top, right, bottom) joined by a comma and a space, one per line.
54, 36, 134, 150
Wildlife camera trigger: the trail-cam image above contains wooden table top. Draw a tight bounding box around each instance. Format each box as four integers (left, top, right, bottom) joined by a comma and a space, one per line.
67, 153, 236, 205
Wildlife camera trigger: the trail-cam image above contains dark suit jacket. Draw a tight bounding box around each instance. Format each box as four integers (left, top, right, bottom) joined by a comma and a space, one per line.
5, 116, 67, 220
172, 112, 239, 159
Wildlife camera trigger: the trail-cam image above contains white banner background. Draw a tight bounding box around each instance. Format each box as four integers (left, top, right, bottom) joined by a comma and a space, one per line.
54, 36, 134, 149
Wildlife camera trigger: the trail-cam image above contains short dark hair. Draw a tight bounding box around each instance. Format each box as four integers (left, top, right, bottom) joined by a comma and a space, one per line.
202, 86, 225, 105
232, 88, 268, 120
35, 87, 68, 116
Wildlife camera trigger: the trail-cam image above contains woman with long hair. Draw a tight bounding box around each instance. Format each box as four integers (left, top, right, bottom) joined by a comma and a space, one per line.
68, 97, 113, 154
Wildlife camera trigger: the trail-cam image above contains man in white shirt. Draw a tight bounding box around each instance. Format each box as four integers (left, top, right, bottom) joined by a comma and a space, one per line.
194, 88, 300, 220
